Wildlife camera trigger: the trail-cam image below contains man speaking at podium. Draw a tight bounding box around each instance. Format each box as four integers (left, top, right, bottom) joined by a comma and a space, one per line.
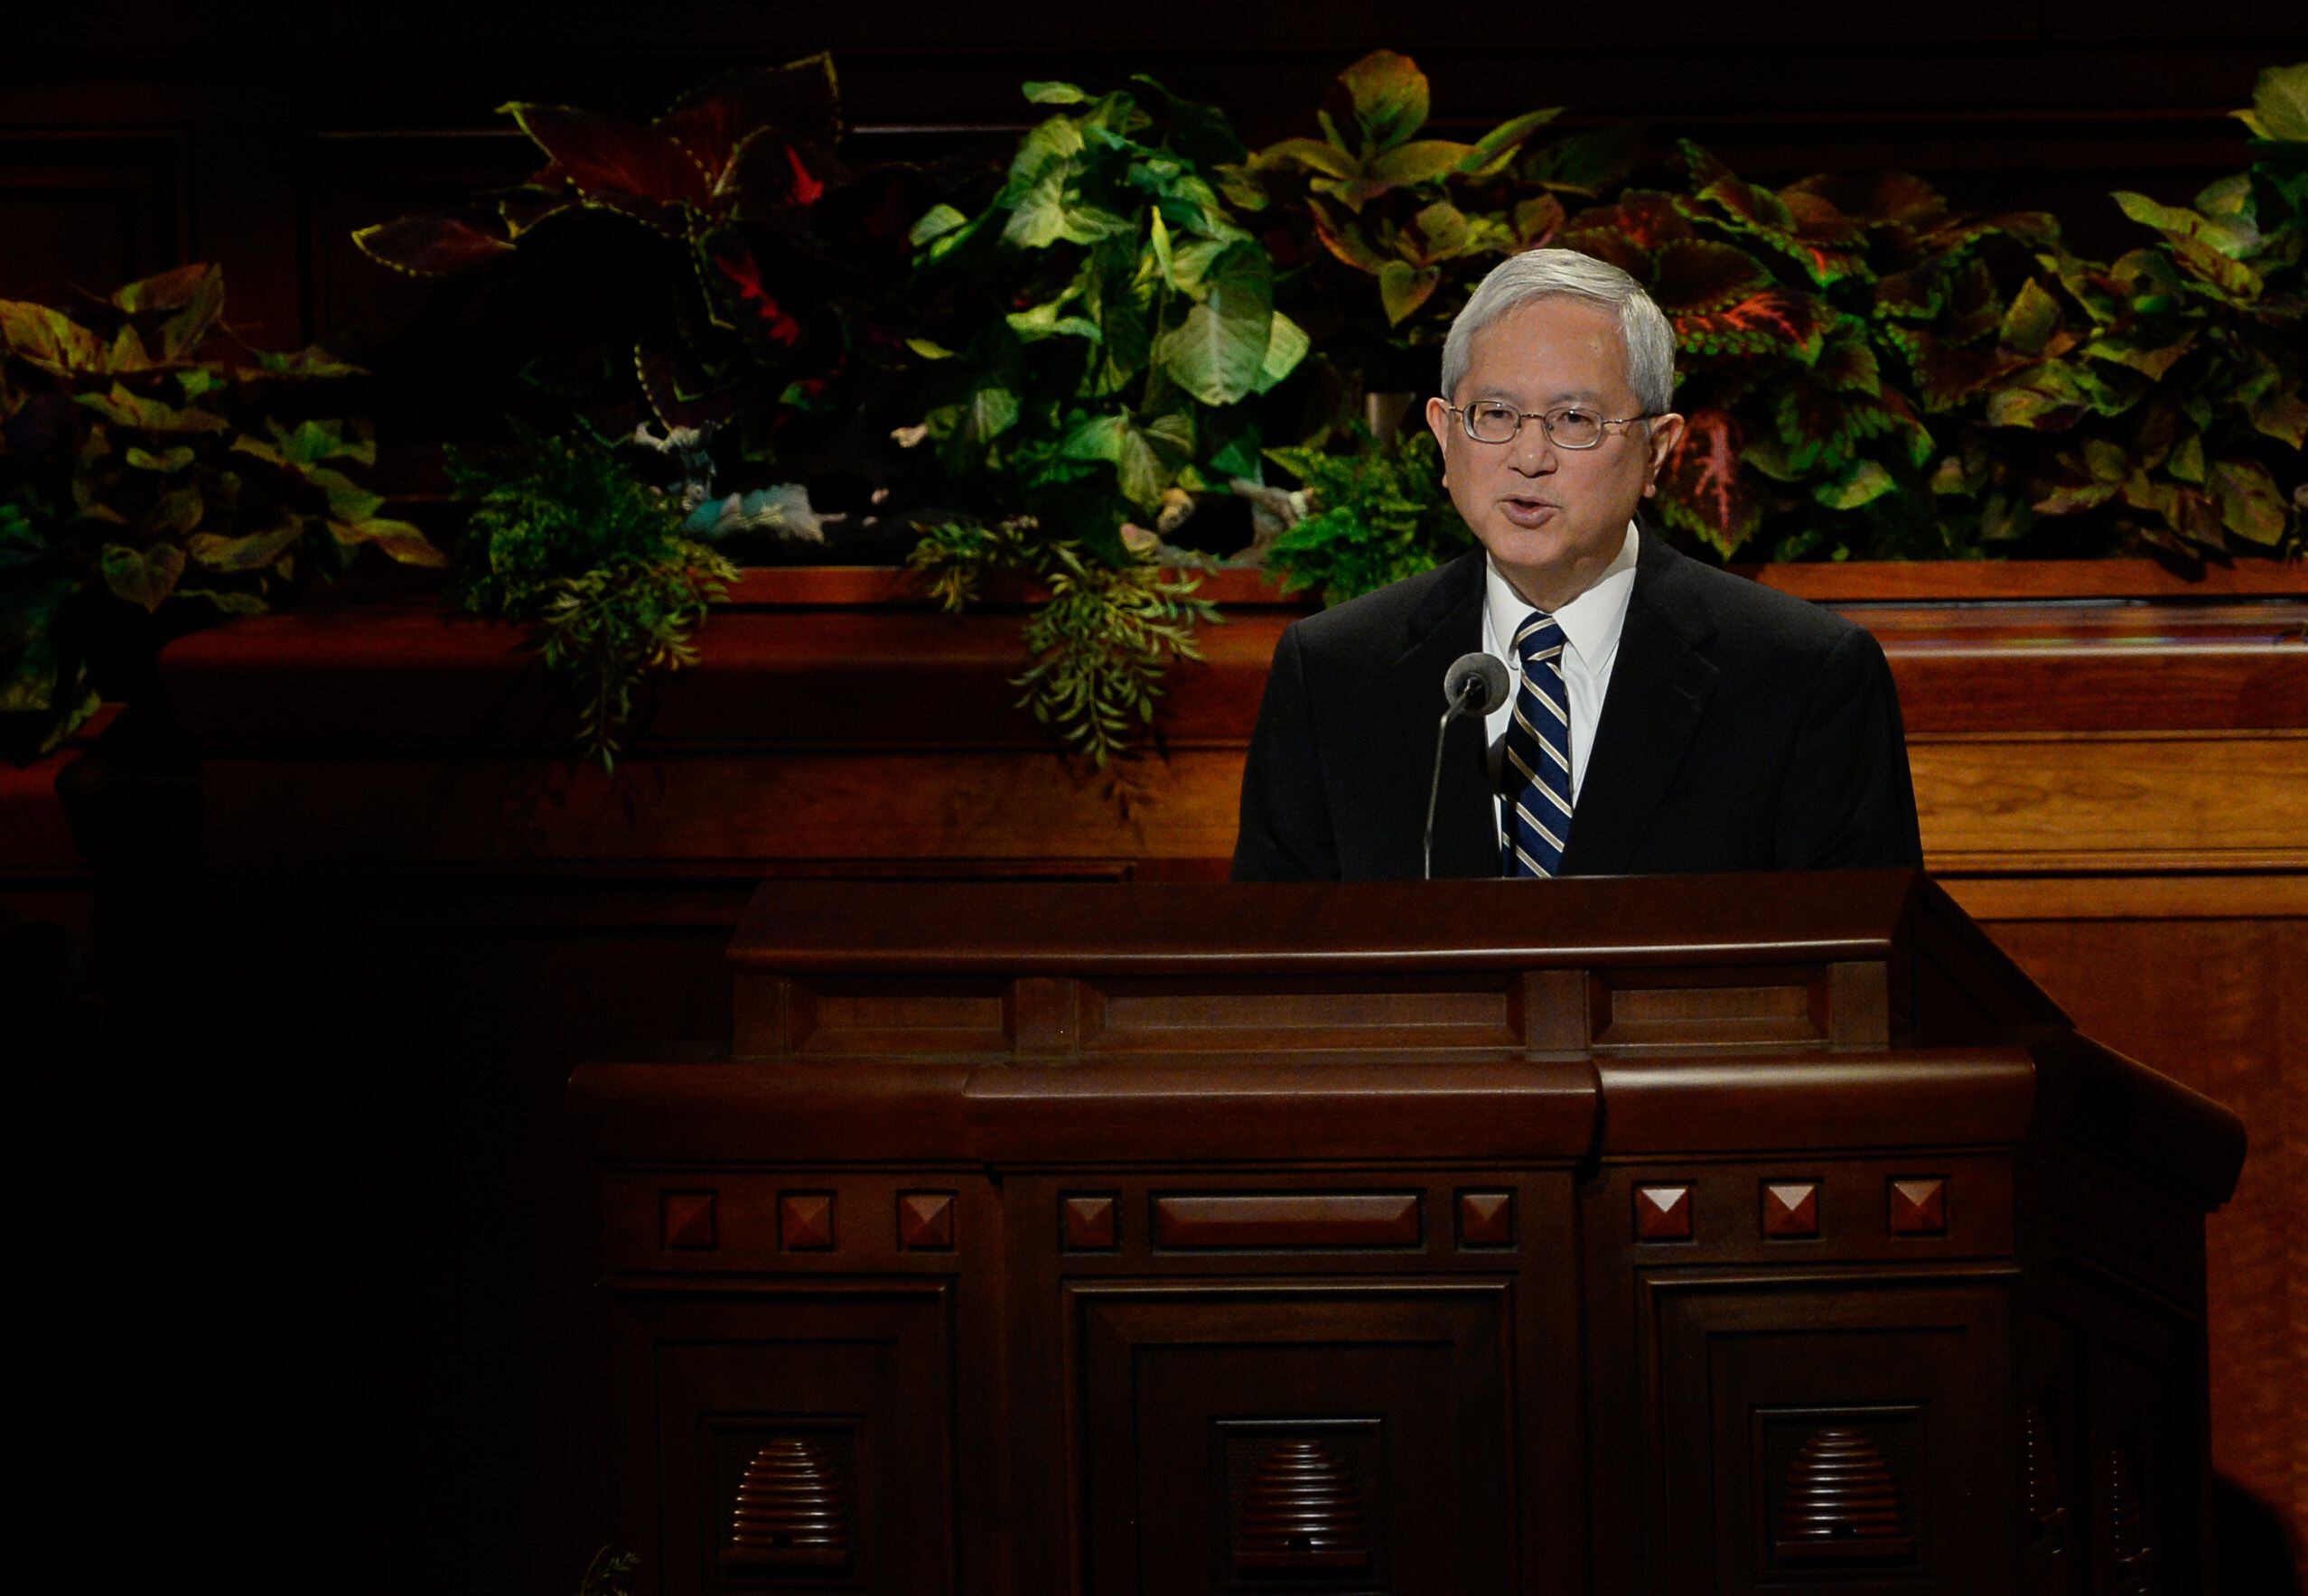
1233, 248, 1923, 881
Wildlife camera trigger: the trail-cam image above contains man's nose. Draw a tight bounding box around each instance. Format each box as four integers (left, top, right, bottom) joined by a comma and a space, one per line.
1507, 420, 1559, 473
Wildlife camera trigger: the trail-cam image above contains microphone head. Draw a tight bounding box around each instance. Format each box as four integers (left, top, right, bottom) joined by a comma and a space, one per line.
1444, 650, 1509, 714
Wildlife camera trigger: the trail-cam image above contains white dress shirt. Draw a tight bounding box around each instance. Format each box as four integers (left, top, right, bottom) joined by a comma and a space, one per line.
1481, 519, 1640, 826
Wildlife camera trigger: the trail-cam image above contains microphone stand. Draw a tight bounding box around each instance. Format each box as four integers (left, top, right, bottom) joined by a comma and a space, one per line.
1424, 677, 1485, 881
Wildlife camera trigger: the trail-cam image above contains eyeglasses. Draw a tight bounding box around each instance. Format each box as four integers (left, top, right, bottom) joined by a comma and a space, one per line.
1444, 401, 1656, 449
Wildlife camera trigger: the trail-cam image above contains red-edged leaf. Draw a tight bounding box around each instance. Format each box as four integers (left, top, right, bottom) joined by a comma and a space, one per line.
1557, 228, 1652, 281
1648, 239, 1773, 315
1777, 189, 1871, 286
1815, 333, 1882, 396
657, 55, 842, 184
499, 189, 572, 238
1565, 191, 1693, 248
502, 102, 712, 210
1656, 408, 1761, 555
352, 214, 517, 276
1902, 331, 2026, 409
712, 251, 804, 347
724, 127, 838, 212
1680, 141, 1795, 238
1784, 171, 1948, 234
1674, 285, 1834, 361
635, 341, 737, 432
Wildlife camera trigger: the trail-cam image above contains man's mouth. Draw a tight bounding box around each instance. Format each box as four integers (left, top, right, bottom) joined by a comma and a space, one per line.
1499, 495, 1556, 527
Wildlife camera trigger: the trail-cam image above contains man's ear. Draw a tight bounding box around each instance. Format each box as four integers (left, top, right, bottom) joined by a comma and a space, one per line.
1424, 397, 1454, 484
1640, 411, 1686, 498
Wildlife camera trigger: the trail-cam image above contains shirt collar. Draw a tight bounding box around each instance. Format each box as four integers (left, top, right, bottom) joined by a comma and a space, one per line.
1482, 520, 1640, 673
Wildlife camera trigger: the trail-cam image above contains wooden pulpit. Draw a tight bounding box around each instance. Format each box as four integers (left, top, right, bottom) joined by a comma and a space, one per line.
568, 871, 2244, 1595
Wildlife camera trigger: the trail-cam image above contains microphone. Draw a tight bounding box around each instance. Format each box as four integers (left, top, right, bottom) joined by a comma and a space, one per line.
1425, 651, 1509, 879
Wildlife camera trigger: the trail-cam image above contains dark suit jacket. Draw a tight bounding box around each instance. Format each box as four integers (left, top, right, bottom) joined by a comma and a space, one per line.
1231, 527, 1924, 880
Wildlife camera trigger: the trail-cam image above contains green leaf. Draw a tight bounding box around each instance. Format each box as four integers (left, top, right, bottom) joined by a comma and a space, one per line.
2247, 384, 2308, 448
302, 465, 386, 524
1364, 139, 1475, 190
125, 445, 197, 471
2168, 431, 2206, 485
1, 300, 107, 372
1250, 311, 1309, 394
960, 384, 1020, 452
1335, 50, 1430, 152
75, 384, 229, 434
338, 518, 448, 567
145, 487, 204, 537
186, 518, 303, 572
99, 542, 186, 611
1153, 242, 1272, 406
2236, 61, 2308, 143
1378, 259, 1441, 326
1524, 125, 1640, 197
1814, 458, 1897, 510
2207, 458, 2288, 545
908, 203, 969, 247
1460, 107, 1562, 175
1250, 136, 1360, 181
1999, 278, 2061, 356
1022, 80, 1089, 105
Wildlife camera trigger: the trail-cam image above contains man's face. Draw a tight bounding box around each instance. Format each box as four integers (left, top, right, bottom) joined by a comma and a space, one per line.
1424, 295, 1684, 611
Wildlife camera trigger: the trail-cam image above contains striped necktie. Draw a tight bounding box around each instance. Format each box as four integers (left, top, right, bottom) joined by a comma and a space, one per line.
1502, 611, 1574, 877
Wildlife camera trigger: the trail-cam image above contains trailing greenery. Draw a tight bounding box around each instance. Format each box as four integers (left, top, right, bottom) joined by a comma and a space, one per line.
1263, 427, 1467, 604
1, 264, 438, 761
909, 516, 1217, 780
445, 427, 735, 768
575, 1548, 638, 1596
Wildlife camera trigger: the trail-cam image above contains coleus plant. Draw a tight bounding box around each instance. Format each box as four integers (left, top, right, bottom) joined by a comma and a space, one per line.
353, 53, 953, 516
0, 264, 438, 761
902, 75, 1310, 562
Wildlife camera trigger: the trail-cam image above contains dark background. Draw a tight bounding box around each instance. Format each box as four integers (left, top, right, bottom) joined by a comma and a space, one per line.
8, 6, 2304, 1593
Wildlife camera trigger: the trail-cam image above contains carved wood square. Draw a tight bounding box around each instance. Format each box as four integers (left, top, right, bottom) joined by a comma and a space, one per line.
895, 1190, 954, 1252
779, 1191, 836, 1252
1456, 1189, 1515, 1248
1635, 1183, 1694, 1242
1761, 1181, 1819, 1239
662, 1190, 718, 1251
1889, 1177, 1948, 1236
1061, 1193, 1118, 1251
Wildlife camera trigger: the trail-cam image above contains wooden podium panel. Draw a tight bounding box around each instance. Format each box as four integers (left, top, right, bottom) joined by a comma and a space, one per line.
568, 872, 2243, 1595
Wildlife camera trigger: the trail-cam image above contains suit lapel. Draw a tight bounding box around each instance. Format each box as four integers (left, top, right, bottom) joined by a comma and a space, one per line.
1393, 551, 1498, 878
1561, 528, 1719, 875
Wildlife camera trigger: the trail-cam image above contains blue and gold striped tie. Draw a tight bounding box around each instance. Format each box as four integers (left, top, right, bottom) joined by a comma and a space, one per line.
1502, 612, 1574, 877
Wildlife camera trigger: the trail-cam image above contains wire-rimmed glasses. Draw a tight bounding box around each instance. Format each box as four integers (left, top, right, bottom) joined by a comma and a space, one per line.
1444, 401, 1656, 449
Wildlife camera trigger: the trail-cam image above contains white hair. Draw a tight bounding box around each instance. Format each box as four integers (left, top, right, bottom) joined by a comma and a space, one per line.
1438, 247, 1676, 415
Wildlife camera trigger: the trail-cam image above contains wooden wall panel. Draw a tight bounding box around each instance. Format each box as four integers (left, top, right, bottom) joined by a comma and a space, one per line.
0, 131, 185, 296
1975, 916, 2306, 1572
